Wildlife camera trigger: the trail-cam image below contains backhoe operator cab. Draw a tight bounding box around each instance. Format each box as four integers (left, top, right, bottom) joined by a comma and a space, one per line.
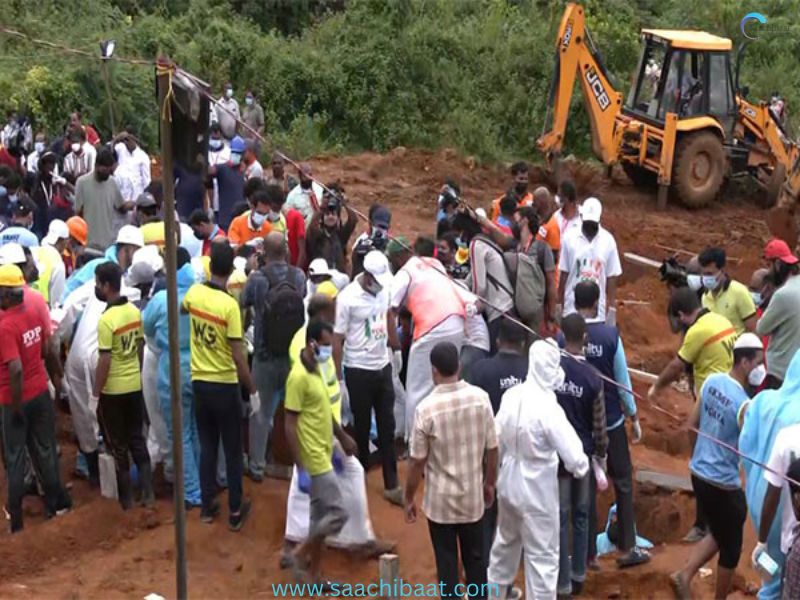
626, 32, 735, 131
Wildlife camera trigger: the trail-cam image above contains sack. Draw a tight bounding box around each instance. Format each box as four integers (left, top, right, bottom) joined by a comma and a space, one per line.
261, 268, 304, 357
480, 235, 546, 331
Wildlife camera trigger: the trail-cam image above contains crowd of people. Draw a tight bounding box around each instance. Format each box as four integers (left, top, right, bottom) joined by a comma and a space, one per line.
2, 98, 800, 600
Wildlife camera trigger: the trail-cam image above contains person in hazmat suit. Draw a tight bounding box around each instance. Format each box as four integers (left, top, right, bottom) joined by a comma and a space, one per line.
739, 351, 800, 600
488, 339, 590, 599
142, 247, 201, 507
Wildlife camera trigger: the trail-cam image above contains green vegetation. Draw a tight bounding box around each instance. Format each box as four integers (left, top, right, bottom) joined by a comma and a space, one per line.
1, 0, 798, 161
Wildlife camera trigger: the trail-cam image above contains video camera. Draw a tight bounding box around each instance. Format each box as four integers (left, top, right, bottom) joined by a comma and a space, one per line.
659, 257, 687, 288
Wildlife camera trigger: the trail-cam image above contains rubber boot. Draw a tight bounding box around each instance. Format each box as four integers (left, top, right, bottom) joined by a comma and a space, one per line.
117, 469, 134, 510
138, 461, 155, 507
85, 451, 100, 489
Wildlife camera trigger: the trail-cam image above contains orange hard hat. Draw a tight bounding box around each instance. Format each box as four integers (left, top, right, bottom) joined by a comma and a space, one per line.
66, 216, 88, 246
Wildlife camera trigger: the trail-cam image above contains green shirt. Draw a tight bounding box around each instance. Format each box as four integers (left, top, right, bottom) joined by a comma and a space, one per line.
284, 358, 333, 476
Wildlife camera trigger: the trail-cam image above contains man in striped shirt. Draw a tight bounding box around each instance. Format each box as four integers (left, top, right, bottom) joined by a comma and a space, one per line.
404, 342, 498, 598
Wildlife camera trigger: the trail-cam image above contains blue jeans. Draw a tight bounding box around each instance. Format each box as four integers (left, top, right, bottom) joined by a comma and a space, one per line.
558, 471, 591, 594
248, 354, 290, 476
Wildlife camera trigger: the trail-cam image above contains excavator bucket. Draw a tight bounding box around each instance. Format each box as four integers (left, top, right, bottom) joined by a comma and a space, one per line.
767, 205, 798, 250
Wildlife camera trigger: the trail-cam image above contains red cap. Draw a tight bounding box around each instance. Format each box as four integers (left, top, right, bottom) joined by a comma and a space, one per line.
764, 239, 799, 265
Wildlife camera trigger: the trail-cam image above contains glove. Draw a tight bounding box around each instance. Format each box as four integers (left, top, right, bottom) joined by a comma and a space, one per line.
297, 468, 311, 495
752, 541, 767, 569
631, 418, 643, 444
332, 449, 345, 474
392, 349, 403, 374
249, 391, 261, 417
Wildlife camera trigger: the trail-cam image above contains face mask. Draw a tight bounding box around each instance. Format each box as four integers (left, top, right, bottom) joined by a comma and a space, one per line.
71, 143, 81, 153
193, 230, 206, 241
35, 142, 45, 154
225, 88, 234, 99
230, 153, 242, 166
267, 210, 281, 223
94, 286, 106, 302
208, 138, 223, 151
748, 363, 767, 387
701, 275, 718, 290
751, 291, 762, 306
686, 274, 703, 291
455, 237, 466, 249
245, 97, 254, 106
96, 171, 110, 182
582, 221, 599, 239
251, 211, 266, 227
363, 276, 383, 296
514, 182, 527, 195
300, 179, 312, 190
315, 344, 333, 363
8, 194, 17, 204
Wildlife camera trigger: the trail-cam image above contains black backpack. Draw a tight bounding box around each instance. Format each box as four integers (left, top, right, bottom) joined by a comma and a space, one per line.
261, 267, 304, 357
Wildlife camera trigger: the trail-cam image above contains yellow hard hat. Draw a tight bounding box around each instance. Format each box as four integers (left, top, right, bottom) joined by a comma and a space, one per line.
455, 247, 470, 265
0, 264, 25, 287
316, 281, 339, 299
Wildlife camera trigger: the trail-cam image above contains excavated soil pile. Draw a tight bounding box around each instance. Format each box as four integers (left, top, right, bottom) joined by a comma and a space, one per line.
0, 149, 772, 598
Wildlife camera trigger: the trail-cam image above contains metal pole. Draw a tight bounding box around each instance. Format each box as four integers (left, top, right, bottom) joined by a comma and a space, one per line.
157, 56, 188, 600
101, 59, 117, 135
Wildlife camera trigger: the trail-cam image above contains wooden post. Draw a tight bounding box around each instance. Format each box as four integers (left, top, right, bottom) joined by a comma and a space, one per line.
157, 57, 188, 600
100, 59, 117, 135
378, 554, 399, 600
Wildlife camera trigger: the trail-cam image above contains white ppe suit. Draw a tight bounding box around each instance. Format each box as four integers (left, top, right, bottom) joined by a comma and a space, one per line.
488, 340, 589, 600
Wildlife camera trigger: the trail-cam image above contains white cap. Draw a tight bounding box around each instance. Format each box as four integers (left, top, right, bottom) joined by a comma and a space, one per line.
126, 261, 157, 287
308, 258, 332, 278
116, 225, 144, 248
734, 332, 764, 351
131, 244, 164, 274
363, 250, 392, 288
579, 197, 603, 222
43, 220, 69, 246
0, 242, 26, 266
233, 256, 248, 273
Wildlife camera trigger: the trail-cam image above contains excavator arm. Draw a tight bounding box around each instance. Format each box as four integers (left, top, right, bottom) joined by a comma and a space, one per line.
537, 3, 622, 165
768, 152, 800, 248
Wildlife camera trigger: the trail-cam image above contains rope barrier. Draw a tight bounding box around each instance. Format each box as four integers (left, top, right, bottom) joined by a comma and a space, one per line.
0, 28, 794, 489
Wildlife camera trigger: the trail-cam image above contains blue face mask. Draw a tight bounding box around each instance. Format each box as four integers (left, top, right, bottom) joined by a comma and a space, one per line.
686, 274, 703, 291
701, 275, 719, 290
250, 211, 266, 227
35, 142, 45, 154
751, 291, 762, 306
245, 97, 254, 106
230, 153, 242, 167
315, 345, 333, 363
208, 138, 223, 151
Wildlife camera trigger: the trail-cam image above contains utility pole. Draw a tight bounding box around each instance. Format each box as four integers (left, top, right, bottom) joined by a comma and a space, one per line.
156, 56, 188, 600
99, 41, 117, 135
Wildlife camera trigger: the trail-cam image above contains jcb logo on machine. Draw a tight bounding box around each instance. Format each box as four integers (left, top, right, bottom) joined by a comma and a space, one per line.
586, 67, 610, 111
562, 21, 573, 48
744, 106, 757, 119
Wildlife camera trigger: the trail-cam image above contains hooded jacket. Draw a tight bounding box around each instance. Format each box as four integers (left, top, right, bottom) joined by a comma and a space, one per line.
142, 262, 196, 353
60, 244, 119, 304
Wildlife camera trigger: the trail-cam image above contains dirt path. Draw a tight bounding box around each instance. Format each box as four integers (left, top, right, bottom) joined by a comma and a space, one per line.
0, 149, 772, 598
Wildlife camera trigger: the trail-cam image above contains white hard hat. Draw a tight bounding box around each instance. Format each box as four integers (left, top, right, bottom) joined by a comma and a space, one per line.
116, 225, 144, 248
308, 258, 332, 278
131, 244, 164, 273
0, 242, 26, 266
734, 332, 764, 351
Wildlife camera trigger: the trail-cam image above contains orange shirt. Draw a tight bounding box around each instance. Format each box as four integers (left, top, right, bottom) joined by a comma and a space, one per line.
227, 211, 273, 246
490, 192, 532, 222
536, 215, 561, 287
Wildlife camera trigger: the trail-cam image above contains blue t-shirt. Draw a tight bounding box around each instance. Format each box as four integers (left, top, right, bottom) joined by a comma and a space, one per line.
689, 372, 748, 488
0, 226, 39, 248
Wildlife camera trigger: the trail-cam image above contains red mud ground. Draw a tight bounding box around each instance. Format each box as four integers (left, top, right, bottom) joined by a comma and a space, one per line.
0, 149, 773, 598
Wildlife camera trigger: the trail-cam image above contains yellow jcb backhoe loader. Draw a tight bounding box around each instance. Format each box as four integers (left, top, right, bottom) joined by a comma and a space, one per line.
537, 3, 800, 246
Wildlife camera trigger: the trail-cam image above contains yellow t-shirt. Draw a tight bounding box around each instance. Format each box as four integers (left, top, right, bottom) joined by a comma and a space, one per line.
284, 359, 334, 476
678, 310, 736, 396
97, 300, 143, 394
182, 282, 243, 384
289, 327, 341, 423
227, 268, 248, 305
701, 279, 757, 336
140, 222, 166, 249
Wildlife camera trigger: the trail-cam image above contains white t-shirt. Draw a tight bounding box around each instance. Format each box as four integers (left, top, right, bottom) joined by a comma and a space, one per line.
559, 225, 622, 320
765, 423, 800, 553
286, 182, 324, 222
554, 207, 582, 240
114, 143, 151, 200
335, 277, 391, 371
208, 145, 231, 212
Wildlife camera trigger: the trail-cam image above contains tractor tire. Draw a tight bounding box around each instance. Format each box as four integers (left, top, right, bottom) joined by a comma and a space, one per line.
622, 163, 657, 189
672, 131, 726, 208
